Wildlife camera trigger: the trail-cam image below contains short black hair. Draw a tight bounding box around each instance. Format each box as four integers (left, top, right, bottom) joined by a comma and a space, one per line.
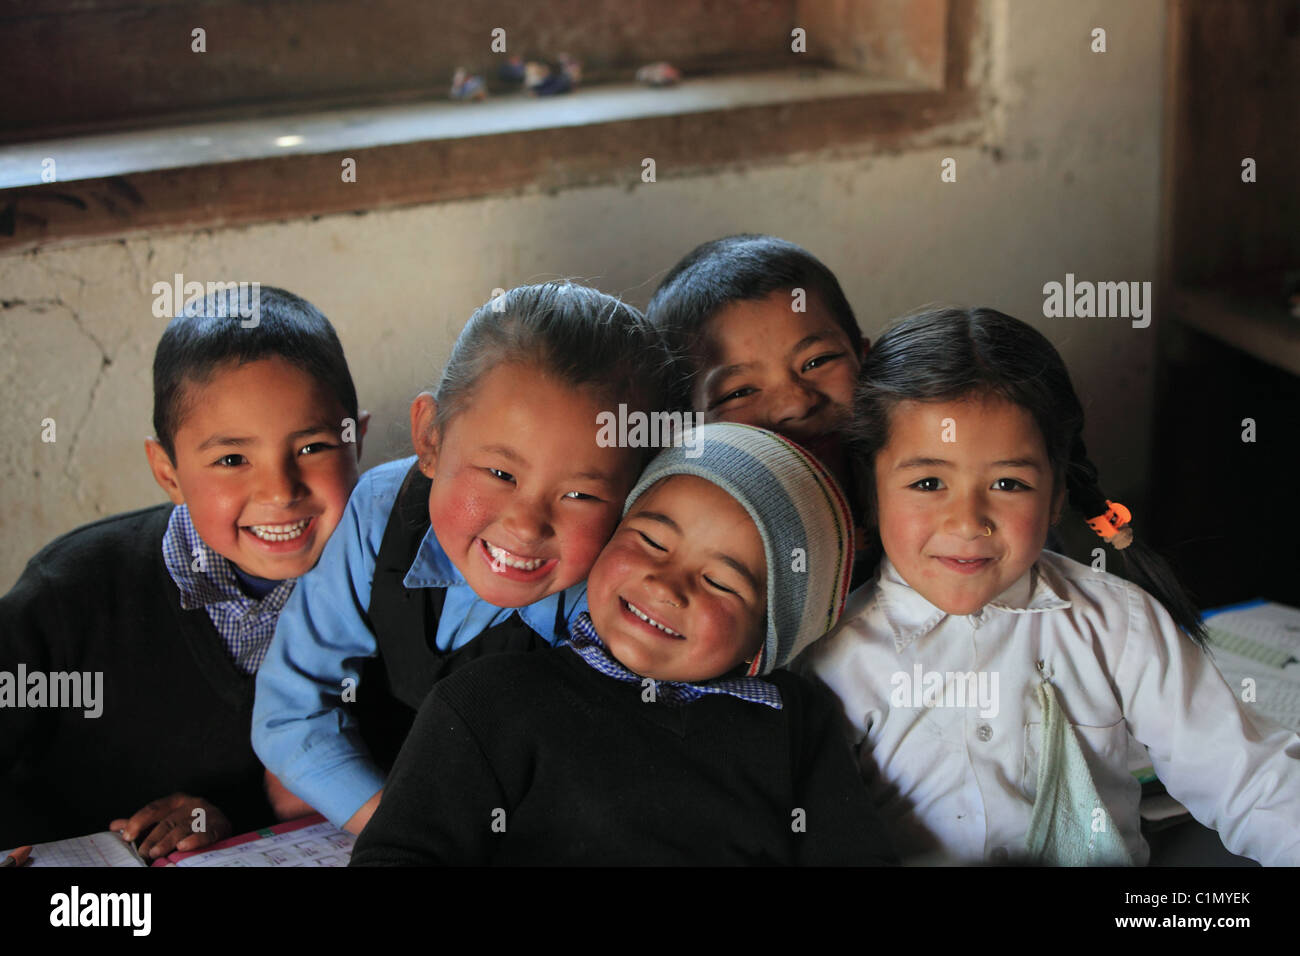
152, 285, 358, 462
430, 283, 671, 462
645, 234, 863, 407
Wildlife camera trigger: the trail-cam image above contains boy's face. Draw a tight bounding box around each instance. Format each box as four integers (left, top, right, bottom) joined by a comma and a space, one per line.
414, 363, 640, 609
691, 290, 864, 467
146, 356, 365, 581
588, 475, 766, 682
873, 395, 1063, 616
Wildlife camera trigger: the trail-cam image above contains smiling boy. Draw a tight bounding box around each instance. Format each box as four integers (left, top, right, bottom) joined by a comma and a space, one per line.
350, 424, 894, 866
646, 235, 869, 493
0, 286, 366, 853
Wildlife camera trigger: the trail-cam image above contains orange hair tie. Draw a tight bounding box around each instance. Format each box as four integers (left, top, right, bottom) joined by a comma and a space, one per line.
1087, 500, 1134, 550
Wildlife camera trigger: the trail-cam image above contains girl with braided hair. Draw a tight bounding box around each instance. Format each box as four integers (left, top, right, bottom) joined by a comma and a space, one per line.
801, 307, 1300, 866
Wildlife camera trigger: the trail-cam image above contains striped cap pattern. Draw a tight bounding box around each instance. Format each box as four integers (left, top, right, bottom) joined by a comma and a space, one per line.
623, 423, 855, 675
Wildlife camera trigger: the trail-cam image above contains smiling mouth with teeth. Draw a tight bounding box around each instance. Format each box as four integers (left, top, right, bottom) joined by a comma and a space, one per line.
623, 599, 683, 638
482, 539, 548, 572
246, 518, 311, 542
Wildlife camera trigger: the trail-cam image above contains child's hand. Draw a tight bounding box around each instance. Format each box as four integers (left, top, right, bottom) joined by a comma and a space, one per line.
109, 794, 232, 859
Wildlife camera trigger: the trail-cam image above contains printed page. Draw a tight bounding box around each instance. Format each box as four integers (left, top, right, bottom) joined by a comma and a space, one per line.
176, 821, 354, 867
24, 832, 147, 868
1205, 602, 1300, 732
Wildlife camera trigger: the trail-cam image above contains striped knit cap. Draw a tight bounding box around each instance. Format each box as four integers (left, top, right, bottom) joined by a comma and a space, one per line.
623, 423, 854, 675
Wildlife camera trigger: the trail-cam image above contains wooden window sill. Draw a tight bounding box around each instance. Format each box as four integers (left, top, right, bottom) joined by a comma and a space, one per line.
0, 3, 978, 252
1, 69, 939, 189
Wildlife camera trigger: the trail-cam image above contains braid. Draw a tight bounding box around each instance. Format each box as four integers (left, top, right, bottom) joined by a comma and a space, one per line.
1064, 434, 1106, 518
1065, 435, 1208, 647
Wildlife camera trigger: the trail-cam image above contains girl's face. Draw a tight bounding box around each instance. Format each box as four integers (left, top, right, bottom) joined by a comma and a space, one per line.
587, 475, 766, 682
414, 363, 640, 609
873, 394, 1063, 616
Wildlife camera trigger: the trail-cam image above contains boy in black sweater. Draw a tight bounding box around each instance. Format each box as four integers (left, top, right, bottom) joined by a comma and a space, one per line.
0, 286, 366, 856
351, 423, 895, 865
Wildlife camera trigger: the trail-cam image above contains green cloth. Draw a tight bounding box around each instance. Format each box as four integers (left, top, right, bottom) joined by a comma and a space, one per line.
1025, 680, 1133, 866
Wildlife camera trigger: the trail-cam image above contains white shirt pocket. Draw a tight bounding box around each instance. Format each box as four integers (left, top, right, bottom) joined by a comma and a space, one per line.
1022, 715, 1129, 802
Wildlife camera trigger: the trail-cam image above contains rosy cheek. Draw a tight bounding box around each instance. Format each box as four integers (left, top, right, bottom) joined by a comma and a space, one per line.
607, 542, 642, 576
430, 481, 494, 539
561, 510, 621, 562
460, 494, 499, 529
589, 545, 632, 599
695, 600, 739, 656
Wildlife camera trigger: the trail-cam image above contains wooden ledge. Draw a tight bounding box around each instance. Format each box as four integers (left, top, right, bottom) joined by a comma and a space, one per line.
0, 69, 979, 253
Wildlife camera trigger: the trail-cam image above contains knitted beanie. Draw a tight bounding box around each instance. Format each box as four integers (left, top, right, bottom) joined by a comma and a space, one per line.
623, 423, 854, 675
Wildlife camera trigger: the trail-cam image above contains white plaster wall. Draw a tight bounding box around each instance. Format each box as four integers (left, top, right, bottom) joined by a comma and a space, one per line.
0, 0, 1164, 590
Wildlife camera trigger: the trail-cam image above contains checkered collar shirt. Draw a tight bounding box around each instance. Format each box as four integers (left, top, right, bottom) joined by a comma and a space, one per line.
161, 504, 294, 674
566, 612, 783, 710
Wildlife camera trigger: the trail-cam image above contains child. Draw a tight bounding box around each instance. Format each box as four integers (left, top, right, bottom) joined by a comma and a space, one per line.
253, 283, 669, 834
646, 234, 869, 497
350, 424, 895, 865
802, 307, 1300, 866
0, 286, 366, 855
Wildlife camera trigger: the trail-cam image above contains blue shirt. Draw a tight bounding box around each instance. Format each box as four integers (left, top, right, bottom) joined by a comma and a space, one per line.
161, 504, 294, 674
252, 457, 589, 827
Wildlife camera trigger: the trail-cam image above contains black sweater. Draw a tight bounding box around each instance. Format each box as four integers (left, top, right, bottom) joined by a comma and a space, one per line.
0, 505, 273, 847
351, 648, 896, 866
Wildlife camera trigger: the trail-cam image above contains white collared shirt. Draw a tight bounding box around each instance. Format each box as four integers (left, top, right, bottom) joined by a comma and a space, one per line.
800, 551, 1300, 865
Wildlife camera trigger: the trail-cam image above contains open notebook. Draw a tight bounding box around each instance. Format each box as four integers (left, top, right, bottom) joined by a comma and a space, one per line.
1202, 600, 1300, 733
166, 817, 353, 867
11, 815, 353, 868
22, 830, 151, 867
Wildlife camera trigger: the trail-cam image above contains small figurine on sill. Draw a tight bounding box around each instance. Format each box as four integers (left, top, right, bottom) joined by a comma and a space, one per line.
498, 55, 526, 85
636, 62, 681, 87
450, 68, 487, 101
525, 54, 581, 96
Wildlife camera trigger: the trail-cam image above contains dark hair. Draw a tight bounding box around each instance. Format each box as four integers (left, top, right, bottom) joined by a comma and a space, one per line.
852, 307, 1207, 645
646, 234, 862, 408
430, 282, 671, 449
152, 285, 358, 462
